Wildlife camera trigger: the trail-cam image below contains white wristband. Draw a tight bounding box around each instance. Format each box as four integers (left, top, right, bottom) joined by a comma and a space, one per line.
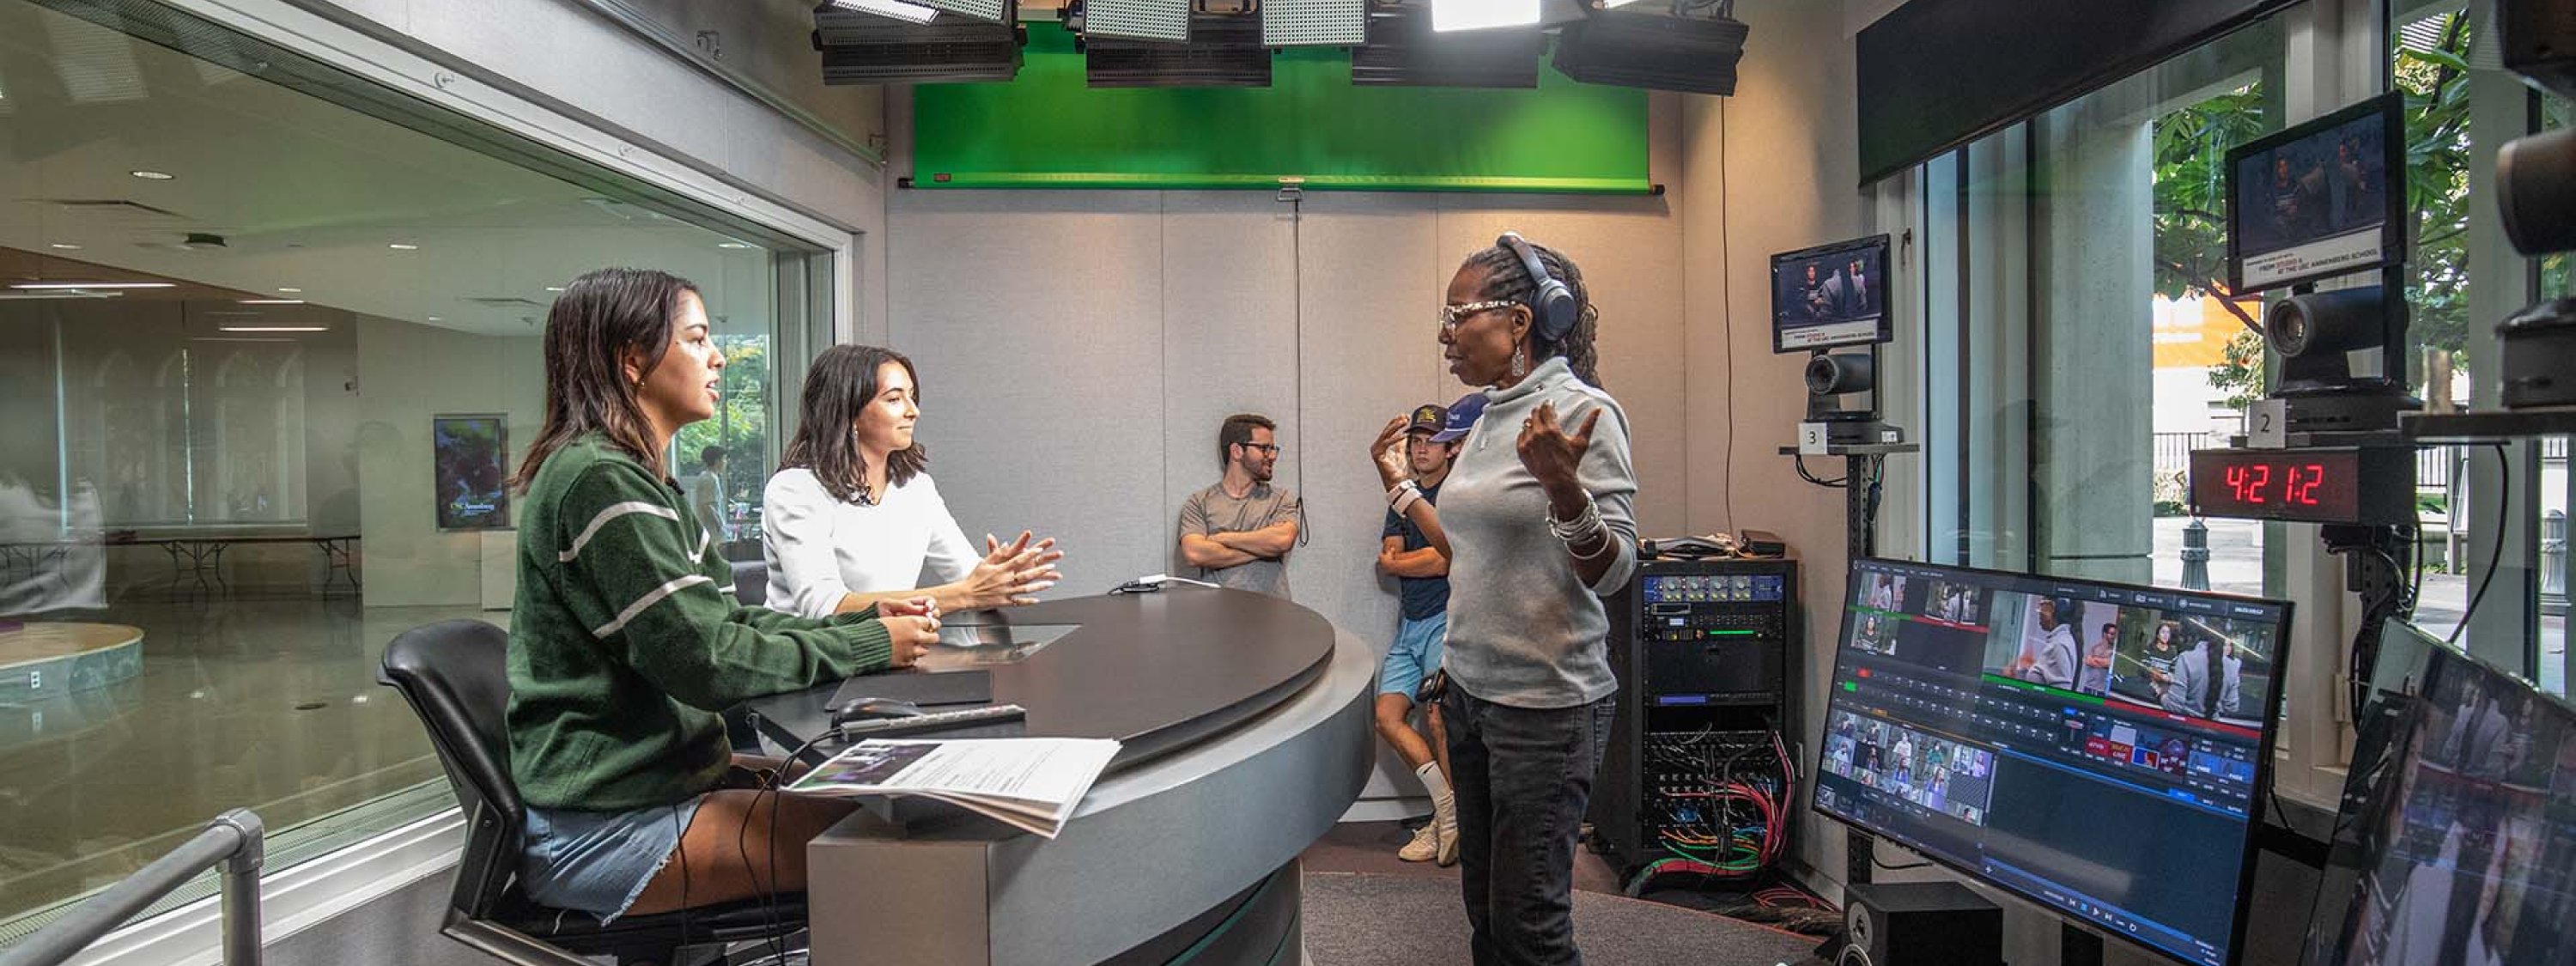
1392, 489, 1425, 517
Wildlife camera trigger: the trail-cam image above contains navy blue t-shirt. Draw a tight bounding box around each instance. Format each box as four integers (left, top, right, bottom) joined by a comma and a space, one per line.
1383, 482, 1449, 621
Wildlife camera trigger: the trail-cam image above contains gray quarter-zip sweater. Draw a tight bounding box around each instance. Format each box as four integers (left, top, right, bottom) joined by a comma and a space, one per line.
1438, 356, 1639, 709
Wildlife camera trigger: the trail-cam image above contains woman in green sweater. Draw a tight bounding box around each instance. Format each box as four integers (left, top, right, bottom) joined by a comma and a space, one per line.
506, 267, 940, 921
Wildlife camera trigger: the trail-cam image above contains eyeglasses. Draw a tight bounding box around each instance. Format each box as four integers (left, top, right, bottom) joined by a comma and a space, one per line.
1439, 301, 1518, 332
1241, 443, 1282, 456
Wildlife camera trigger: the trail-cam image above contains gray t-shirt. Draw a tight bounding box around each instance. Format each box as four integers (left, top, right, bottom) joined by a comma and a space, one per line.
1177, 482, 1302, 598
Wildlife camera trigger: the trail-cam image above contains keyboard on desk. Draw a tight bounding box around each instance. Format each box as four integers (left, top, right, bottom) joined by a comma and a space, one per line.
833, 702, 1029, 740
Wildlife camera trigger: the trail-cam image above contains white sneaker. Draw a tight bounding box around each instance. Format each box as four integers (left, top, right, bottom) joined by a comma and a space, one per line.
1398, 823, 1439, 862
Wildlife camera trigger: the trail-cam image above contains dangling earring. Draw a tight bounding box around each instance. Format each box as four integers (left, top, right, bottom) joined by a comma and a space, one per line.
1509, 344, 1526, 380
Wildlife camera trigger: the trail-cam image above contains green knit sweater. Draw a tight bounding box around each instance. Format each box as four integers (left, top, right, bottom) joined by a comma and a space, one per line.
507, 434, 894, 812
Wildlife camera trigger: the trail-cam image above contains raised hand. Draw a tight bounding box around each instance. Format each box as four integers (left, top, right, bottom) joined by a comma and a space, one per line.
1370, 416, 1412, 489
1514, 401, 1601, 498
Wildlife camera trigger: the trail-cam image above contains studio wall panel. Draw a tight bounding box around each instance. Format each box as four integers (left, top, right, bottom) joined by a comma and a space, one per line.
886, 190, 1170, 595
1158, 192, 1303, 579
1289, 194, 1447, 806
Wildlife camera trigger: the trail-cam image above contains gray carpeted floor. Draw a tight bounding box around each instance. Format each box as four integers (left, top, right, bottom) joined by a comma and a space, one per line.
1303, 872, 1824, 966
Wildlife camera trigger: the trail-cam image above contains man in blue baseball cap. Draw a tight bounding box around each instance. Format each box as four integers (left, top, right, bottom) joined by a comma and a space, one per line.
1376, 398, 1471, 864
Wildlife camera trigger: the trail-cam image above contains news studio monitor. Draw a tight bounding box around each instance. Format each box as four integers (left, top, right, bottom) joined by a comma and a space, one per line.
1819, 560, 2293, 966
2226, 93, 2403, 295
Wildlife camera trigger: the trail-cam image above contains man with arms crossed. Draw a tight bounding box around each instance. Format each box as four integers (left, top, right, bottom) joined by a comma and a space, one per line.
1177, 414, 1302, 598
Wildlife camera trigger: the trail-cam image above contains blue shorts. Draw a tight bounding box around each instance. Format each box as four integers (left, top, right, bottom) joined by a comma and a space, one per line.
520, 797, 704, 922
1378, 612, 1449, 700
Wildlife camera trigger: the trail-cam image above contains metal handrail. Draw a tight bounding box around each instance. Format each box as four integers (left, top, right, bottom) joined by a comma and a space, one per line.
0, 811, 264, 966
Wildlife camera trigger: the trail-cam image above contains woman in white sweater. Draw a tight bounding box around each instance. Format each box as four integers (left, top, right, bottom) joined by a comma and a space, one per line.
764, 344, 1063, 617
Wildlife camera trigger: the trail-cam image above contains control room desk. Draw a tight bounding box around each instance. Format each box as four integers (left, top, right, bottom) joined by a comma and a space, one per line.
740, 586, 1376, 966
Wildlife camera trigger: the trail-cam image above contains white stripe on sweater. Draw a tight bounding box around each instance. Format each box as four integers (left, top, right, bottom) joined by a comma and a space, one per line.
591, 574, 715, 638
560, 501, 680, 562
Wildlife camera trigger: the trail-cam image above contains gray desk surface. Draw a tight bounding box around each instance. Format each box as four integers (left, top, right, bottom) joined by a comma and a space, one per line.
743, 586, 1335, 768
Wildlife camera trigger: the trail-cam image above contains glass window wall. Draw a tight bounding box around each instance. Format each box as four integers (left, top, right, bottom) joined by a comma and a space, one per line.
0, 0, 822, 926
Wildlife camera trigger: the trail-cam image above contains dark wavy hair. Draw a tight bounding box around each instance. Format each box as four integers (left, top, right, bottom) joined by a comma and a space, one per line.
781, 343, 928, 505
1460, 237, 1602, 388
513, 267, 700, 491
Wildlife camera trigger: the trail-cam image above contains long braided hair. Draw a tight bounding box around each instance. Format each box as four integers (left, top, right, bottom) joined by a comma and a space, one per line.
1460, 238, 1602, 388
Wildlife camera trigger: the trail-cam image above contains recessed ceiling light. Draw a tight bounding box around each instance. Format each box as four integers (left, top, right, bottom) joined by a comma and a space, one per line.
130, 170, 175, 180
48, 243, 82, 251
545, 286, 565, 292
239, 299, 305, 305
427, 316, 442, 322
220, 326, 327, 332
277, 287, 302, 294
387, 243, 419, 251
10, 282, 175, 290
717, 242, 756, 250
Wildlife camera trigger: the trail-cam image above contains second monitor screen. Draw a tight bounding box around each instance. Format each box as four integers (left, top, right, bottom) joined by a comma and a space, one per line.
1771, 235, 1890, 352
1822, 560, 2292, 966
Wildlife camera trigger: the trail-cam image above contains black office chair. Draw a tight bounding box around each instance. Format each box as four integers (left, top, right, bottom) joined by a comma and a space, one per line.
379, 619, 805, 966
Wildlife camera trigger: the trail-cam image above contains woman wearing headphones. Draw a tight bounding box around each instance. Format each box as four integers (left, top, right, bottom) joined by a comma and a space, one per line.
1371, 234, 1638, 965
764, 343, 1063, 618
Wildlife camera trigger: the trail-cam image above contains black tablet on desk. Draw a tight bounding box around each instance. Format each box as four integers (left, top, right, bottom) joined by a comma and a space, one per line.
829, 667, 992, 709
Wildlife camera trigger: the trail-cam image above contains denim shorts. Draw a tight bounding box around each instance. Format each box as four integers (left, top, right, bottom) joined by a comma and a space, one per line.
521, 797, 704, 922
1379, 612, 1449, 699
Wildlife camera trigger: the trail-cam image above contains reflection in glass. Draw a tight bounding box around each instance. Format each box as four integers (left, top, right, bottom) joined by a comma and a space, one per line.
0, 0, 805, 924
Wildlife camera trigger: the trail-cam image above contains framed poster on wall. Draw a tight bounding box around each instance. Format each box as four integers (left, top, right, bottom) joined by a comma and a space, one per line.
434, 414, 511, 531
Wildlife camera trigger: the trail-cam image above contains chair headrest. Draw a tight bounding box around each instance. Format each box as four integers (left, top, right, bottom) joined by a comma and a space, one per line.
379, 619, 520, 823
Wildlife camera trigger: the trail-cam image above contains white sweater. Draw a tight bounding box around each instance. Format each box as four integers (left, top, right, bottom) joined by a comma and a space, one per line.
761, 467, 979, 619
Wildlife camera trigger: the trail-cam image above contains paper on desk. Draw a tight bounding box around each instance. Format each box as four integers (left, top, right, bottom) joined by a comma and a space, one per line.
787, 737, 1121, 838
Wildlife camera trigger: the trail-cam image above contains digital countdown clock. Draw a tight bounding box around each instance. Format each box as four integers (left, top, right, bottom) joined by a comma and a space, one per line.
2187, 447, 2416, 525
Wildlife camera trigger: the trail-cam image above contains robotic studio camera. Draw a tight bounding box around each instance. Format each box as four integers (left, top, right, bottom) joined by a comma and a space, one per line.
2492, 1, 2576, 408
1772, 234, 1902, 448
2260, 284, 2417, 435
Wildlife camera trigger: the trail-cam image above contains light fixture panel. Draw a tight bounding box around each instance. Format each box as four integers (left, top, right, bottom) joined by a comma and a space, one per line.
1085, 0, 1192, 43
1262, 0, 1365, 46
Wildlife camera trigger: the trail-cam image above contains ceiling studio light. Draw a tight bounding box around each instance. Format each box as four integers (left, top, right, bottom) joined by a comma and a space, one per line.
1353, 9, 1544, 88
1431, 0, 1538, 32
387, 243, 420, 251
815, 1, 1023, 83
129, 169, 174, 180
11, 281, 174, 289
1086, 13, 1273, 88
219, 326, 327, 332
48, 243, 82, 251
830, 0, 938, 24
717, 241, 757, 250
1552, 9, 1752, 95
1083, 0, 1192, 42
238, 298, 306, 305
277, 287, 302, 294
1263, 0, 1365, 46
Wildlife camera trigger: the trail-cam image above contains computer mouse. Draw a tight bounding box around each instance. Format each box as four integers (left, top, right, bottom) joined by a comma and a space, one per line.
831, 696, 926, 722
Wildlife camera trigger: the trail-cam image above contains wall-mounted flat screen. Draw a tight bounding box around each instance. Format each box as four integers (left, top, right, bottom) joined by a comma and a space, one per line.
433, 414, 510, 532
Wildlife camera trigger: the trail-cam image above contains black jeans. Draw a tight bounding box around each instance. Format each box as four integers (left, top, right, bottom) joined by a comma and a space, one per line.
1441, 685, 1616, 966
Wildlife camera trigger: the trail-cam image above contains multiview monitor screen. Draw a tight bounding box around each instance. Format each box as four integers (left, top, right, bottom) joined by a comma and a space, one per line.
2303, 624, 2576, 966
2226, 92, 2403, 293
1771, 234, 1891, 353
1817, 559, 2293, 966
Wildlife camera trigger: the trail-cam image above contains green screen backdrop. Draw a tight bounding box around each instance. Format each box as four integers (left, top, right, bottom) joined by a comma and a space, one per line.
909, 23, 1651, 193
